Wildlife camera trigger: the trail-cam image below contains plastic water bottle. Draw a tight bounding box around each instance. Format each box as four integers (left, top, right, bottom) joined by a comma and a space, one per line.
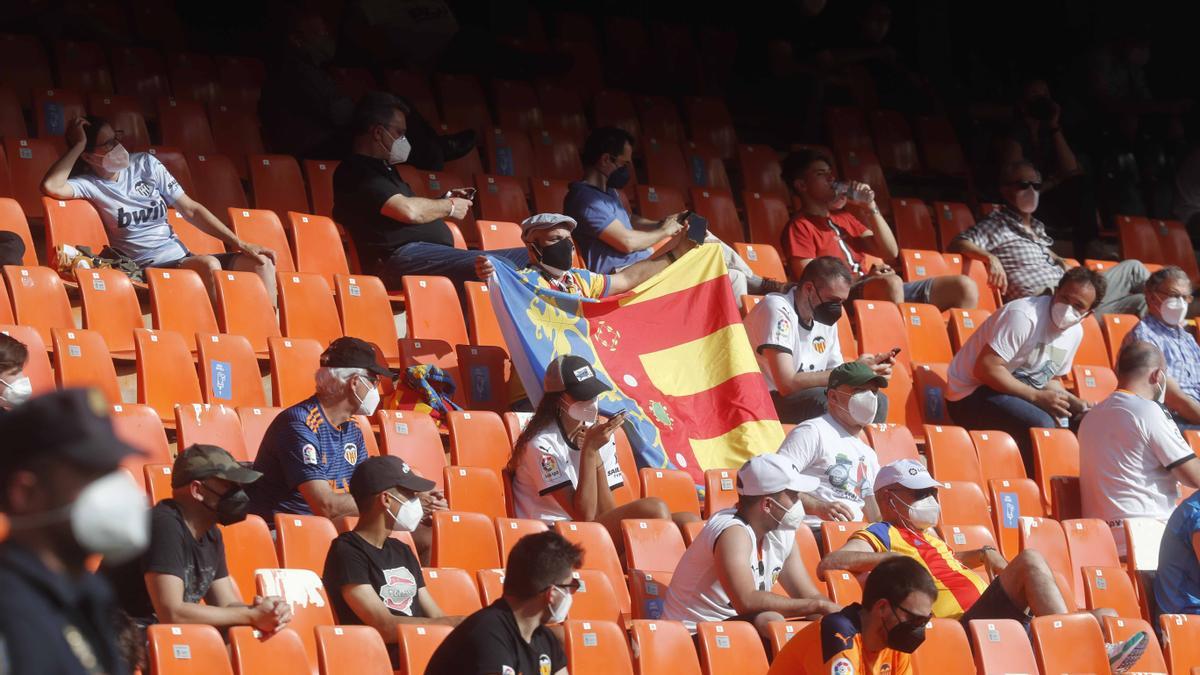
833, 181, 869, 202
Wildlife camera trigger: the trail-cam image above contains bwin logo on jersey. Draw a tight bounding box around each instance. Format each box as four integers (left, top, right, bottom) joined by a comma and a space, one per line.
116, 200, 166, 228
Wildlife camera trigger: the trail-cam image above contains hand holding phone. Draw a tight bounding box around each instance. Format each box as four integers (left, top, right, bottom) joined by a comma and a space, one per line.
682, 211, 709, 244
445, 187, 476, 200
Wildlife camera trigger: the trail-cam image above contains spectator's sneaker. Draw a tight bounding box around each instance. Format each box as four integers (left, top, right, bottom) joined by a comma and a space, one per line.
1105, 631, 1148, 674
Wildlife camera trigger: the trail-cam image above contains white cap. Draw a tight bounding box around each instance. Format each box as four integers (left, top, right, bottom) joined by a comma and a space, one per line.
873, 459, 946, 492
737, 454, 820, 496
521, 212, 577, 238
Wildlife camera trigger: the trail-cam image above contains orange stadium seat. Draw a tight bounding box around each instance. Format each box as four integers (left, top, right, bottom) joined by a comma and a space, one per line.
147, 624, 233, 675
110, 45, 166, 112
948, 308, 991, 351
1031, 613, 1110, 675
690, 187, 744, 243
703, 468, 739, 518
593, 89, 640, 137
396, 624, 453, 675
938, 480, 992, 532
492, 78, 542, 132
837, 148, 892, 216
826, 106, 873, 156
1074, 315, 1109, 367
146, 267, 219, 351
1102, 616, 1168, 674
685, 96, 738, 160
377, 409, 447, 490
228, 626, 310, 675
111, 403, 172, 489
538, 82, 589, 143
1031, 427, 1079, 513
1161, 613, 1200, 674
496, 517, 548, 564
912, 362, 950, 424
925, 424, 984, 486
0, 325, 53, 394
0, 35, 53, 107
696, 621, 770, 675
76, 267, 141, 357
168, 52, 221, 104
864, 423, 920, 464
967, 618, 1039, 674
531, 177, 570, 214
915, 116, 970, 178
255, 568, 335, 669
899, 248, 954, 282
1061, 518, 1120, 606
315, 625, 391, 675
464, 281, 505, 349
1116, 214, 1164, 262
290, 212, 350, 284
175, 403, 249, 462
1072, 365, 1117, 405
1155, 218, 1200, 282
565, 570, 623, 624
144, 463, 174, 502
643, 138, 689, 191
0, 87, 25, 140
42, 195, 108, 266
475, 174, 530, 224
484, 127, 534, 178
214, 271, 279, 356
274, 513, 338, 575
555, 520, 631, 613
745, 192, 792, 249
447, 410, 510, 474
0, 198, 38, 265
1081, 565, 1140, 618
684, 141, 730, 191
422, 567, 485, 615
826, 569, 864, 604
334, 274, 398, 364
209, 105, 265, 178
900, 302, 953, 364
4, 138, 59, 218
228, 208, 295, 272
765, 621, 813, 659
631, 620, 704, 675
301, 159, 339, 218
621, 518, 686, 572
150, 149, 196, 195
970, 430, 1027, 482
158, 97, 216, 154
277, 272, 342, 346
32, 88, 85, 139
196, 333, 264, 408
431, 511, 501, 573
1018, 516, 1074, 595
638, 95, 686, 144
1101, 314, 1139, 367
987, 477, 1045, 559
737, 144, 787, 196
249, 154, 308, 216
562, 620, 633, 675
190, 153, 248, 219
220, 514, 278, 604
820, 521, 867, 556
477, 220, 525, 250
640, 468, 702, 517
51, 41, 110, 97
237, 406, 281, 455
403, 275, 469, 345
4, 265, 75, 344
852, 300, 911, 368
52, 329, 121, 405
435, 72, 491, 137
628, 569, 673, 620
933, 201, 975, 251
942, 524, 999, 578
638, 184, 688, 221
892, 198, 937, 250
443, 465, 507, 520
911, 618, 975, 674
267, 337, 322, 407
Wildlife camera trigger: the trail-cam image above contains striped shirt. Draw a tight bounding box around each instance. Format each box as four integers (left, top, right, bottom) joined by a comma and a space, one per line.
954, 206, 1064, 302
1126, 315, 1200, 402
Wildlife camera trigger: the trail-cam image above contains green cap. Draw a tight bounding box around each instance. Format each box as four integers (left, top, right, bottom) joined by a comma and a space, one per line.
827, 361, 888, 390
171, 444, 263, 488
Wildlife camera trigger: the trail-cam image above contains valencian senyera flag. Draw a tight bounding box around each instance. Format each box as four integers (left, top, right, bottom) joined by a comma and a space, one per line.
487, 243, 784, 486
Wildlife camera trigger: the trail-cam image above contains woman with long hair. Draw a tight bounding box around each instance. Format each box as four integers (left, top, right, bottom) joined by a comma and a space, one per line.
509, 355, 698, 549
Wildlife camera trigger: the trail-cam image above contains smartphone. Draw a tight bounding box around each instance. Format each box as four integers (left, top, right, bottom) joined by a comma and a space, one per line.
685, 213, 709, 244
445, 187, 476, 200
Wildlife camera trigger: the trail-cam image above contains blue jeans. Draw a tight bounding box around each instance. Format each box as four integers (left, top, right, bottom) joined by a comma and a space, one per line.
378, 242, 528, 291
946, 385, 1056, 476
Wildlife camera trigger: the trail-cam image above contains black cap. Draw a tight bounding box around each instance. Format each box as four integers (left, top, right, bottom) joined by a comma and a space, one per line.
542, 354, 608, 401
171, 444, 262, 487
320, 337, 392, 377
349, 455, 436, 501
0, 388, 140, 479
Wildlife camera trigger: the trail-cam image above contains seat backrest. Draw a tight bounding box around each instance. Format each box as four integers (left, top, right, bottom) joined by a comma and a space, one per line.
630, 620, 703, 675
255, 568, 335, 671
554, 520, 631, 613
396, 624, 454, 675
643, 137, 690, 191
933, 201, 976, 251
249, 154, 309, 216
220, 514, 278, 604
35, 86, 89, 136
682, 140, 731, 190
144, 463, 174, 502
967, 619, 1039, 674
531, 177, 571, 214
227, 208, 295, 272
446, 410, 510, 474
703, 468, 738, 519
564, 620, 634, 675
731, 243, 786, 281
422, 567, 484, 615
237, 406, 283, 456
1117, 214, 1165, 262
825, 569, 864, 604
314, 625, 391, 675
566, 569, 623, 624
1019, 517, 1073, 597
175, 403, 250, 461
947, 308, 992, 351
301, 160, 339, 218
969, 430, 1027, 482
736, 144, 786, 196
621, 518, 687, 573
484, 127, 535, 178
639, 468, 701, 516
150, 148, 197, 196
892, 198, 937, 250
443, 465, 507, 520
290, 212, 349, 283
1081, 565, 1141, 618
43, 196, 111, 266
474, 174, 531, 223
764, 620, 813, 659
852, 299, 911, 369
987, 478, 1045, 559
191, 153, 248, 218
1071, 364, 1117, 405
0, 198, 38, 265
76, 267, 142, 354
1125, 517, 1167, 572
1101, 314, 1140, 367
628, 569, 673, 620
147, 624, 234, 675
333, 274, 397, 362
1102, 616, 1169, 674
1155, 218, 1200, 282
273, 513, 339, 575
52, 328, 121, 405
637, 184, 688, 222
1031, 427, 1079, 513
925, 424, 984, 486
685, 96, 737, 160
911, 617, 976, 674
196, 333, 265, 409
695, 621, 770, 675
938, 480, 993, 533
5, 139, 59, 217
377, 409, 446, 490
158, 97, 216, 153
495, 517, 549, 564
146, 267, 219, 351
1074, 314, 1109, 367
1062, 518, 1120, 608
228, 625, 311, 675
743, 191, 791, 246
476, 219, 525, 250
463, 281, 505, 349
4, 265, 75, 344
819, 521, 868, 555
912, 362, 950, 425
277, 272, 342, 346
87, 95, 149, 151
431, 511, 501, 573
864, 423, 920, 464
1161, 613, 1200, 674
899, 302, 953, 364
1030, 613, 1109, 674
215, 270, 280, 355
111, 403, 172, 488
403, 275, 469, 346
689, 187, 744, 243
134, 328, 204, 423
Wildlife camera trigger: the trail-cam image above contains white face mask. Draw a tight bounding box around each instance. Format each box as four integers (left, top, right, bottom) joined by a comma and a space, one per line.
1050, 301, 1083, 330
547, 584, 573, 623
352, 376, 381, 417
564, 399, 599, 425
1160, 296, 1188, 327
1014, 186, 1039, 214
893, 494, 940, 530
767, 496, 806, 530
73, 471, 151, 564
386, 493, 424, 532
101, 143, 130, 173
385, 132, 411, 165
834, 389, 878, 426
0, 374, 32, 408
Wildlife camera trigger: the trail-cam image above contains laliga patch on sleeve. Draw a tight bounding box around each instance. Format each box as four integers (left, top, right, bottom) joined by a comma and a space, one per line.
302, 443, 318, 465
539, 453, 563, 483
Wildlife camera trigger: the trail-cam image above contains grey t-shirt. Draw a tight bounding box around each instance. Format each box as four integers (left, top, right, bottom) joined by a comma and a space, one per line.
67, 152, 189, 266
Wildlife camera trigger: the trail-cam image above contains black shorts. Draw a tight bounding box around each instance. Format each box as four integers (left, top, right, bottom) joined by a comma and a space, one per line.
154, 252, 242, 270
959, 577, 1031, 628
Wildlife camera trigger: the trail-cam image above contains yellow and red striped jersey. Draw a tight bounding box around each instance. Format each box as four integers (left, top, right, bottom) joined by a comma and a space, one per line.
851, 523, 988, 619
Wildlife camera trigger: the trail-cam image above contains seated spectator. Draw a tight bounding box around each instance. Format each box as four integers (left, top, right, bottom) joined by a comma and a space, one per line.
1123, 267, 1200, 429
820, 460, 1148, 672
767, 557, 937, 675
0, 231, 26, 267
0, 389, 149, 674
0, 334, 31, 411
945, 266, 1102, 474
745, 256, 897, 423
509, 355, 699, 541
323, 456, 461, 669
780, 149, 977, 312
332, 92, 526, 291
777, 362, 885, 525
950, 160, 1149, 315
564, 127, 781, 303
425, 530, 578, 675
662, 454, 839, 637
474, 212, 696, 297
41, 117, 277, 304
1079, 341, 1200, 556
105, 445, 291, 636
1154, 489, 1200, 616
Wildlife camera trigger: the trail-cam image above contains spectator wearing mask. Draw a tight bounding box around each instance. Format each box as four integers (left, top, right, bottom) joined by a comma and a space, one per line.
780, 149, 978, 312
509, 355, 698, 546
820, 460, 1149, 673
744, 256, 897, 423
425, 530, 578, 675
41, 117, 278, 304
950, 160, 1149, 315
944, 266, 1102, 474
323, 456, 462, 669
777, 362, 885, 526
1154, 489, 1200, 616
564, 127, 780, 303
0, 389, 150, 674
0, 334, 31, 411
1123, 267, 1200, 429
662, 454, 840, 637
474, 212, 696, 297
1079, 341, 1200, 556
768, 557, 937, 675
104, 445, 290, 641
332, 92, 526, 291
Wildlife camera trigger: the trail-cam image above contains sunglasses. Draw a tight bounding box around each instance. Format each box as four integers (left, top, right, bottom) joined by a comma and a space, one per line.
1008, 180, 1042, 191
549, 578, 583, 595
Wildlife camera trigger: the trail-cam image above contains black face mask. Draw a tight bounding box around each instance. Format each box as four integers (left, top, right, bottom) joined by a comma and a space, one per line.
885, 604, 928, 653
1026, 96, 1055, 122
534, 237, 574, 274
606, 163, 631, 190
806, 285, 844, 326
202, 483, 250, 526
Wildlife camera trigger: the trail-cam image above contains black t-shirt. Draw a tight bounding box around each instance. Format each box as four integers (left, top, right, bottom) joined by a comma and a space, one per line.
331, 153, 452, 268
322, 531, 427, 625
103, 499, 228, 622
425, 599, 567, 675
